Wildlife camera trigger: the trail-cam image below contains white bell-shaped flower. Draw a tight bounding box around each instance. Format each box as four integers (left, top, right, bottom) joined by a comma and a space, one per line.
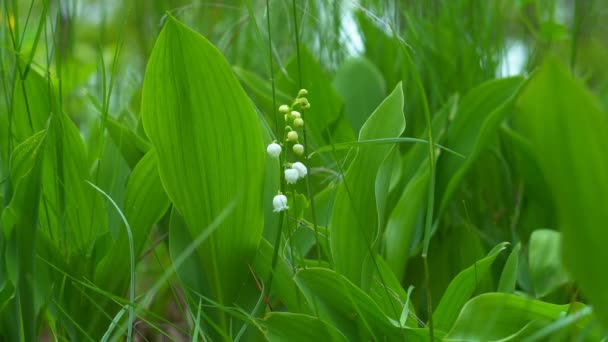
266, 142, 282, 158
272, 194, 288, 212
285, 168, 299, 184
292, 162, 307, 178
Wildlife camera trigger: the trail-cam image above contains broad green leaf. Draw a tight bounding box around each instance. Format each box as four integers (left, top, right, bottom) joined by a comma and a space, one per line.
295, 267, 431, 341
436, 77, 525, 215
444, 293, 602, 341
1, 131, 45, 342
528, 229, 569, 298
513, 58, 608, 328
333, 57, 386, 134
105, 117, 151, 169
10, 68, 52, 143
433, 242, 509, 332
383, 160, 429, 281
39, 112, 107, 255
95, 150, 170, 292
369, 256, 417, 328
259, 312, 348, 342
233, 66, 292, 118
251, 239, 309, 314
276, 47, 354, 150
374, 147, 400, 238
498, 243, 521, 293
330, 83, 405, 288
141, 16, 265, 331
382, 96, 455, 271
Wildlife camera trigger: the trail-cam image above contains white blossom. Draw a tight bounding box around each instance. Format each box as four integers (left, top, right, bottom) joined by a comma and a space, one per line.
266, 142, 282, 158
272, 194, 288, 212
292, 162, 307, 178
285, 168, 299, 184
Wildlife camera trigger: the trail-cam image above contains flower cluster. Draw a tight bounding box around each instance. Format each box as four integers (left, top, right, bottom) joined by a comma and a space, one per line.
267, 89, 311, 212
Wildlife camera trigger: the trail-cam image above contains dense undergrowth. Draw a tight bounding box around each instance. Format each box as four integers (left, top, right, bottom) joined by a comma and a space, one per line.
1, 0, 608, 341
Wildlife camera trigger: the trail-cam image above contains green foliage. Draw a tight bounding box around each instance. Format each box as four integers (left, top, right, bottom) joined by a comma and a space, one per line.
1, 1, 608, 341
514, 57, 608, 327
141, 16, 266, 335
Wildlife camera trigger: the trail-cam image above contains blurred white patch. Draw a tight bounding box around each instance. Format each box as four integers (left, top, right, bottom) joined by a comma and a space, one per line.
499, 40, 527, 77
340, 5, 364, 57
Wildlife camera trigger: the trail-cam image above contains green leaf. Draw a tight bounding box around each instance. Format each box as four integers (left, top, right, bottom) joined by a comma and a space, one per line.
1, 131, 45, 342
260, 312, 348, 342
498, 243, 521, 294
433, 242, 509, 332
251, 239, 309, 314
40, 113, 107, 255
276, 47, 354, 148
436, 77, 525, 215
513, 58, 608, 328
233, 66, 292, 118
141, 16, 265, 330
329, 83, 406, 288
105, 117, 151, 169
10, 68, 52, 143
383, 160, 429, 281
444, 293, 601, 341
528, 229, 569, 298
294, 267, 430, 341
95, 150, 170, 292
333, 57, 386, 134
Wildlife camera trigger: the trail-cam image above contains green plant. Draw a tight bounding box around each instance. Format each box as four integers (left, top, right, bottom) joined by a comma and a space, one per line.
1, 0, 608, 341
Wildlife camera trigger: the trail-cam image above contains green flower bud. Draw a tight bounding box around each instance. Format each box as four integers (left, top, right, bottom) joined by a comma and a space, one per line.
287, 131, 298, 142
293, 144, 304, 156
293, 118, 304, 127
291, 110, 301, 118
298, 89, 308, 97
279, 104, 290, 113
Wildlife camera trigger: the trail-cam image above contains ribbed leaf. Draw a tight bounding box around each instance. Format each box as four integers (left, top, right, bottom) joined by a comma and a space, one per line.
260, 312, 348, 342
95, 150, 170, 291
513, 58, 608, 328
329, 83, 405, 288
1, 130, 45, 342
528, 229, 569, 298
436, 77, 525, 215
433, 242, 509, 332
444, 293, 601, 341
141, 16, 265, 330
333, 57, 386, 134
